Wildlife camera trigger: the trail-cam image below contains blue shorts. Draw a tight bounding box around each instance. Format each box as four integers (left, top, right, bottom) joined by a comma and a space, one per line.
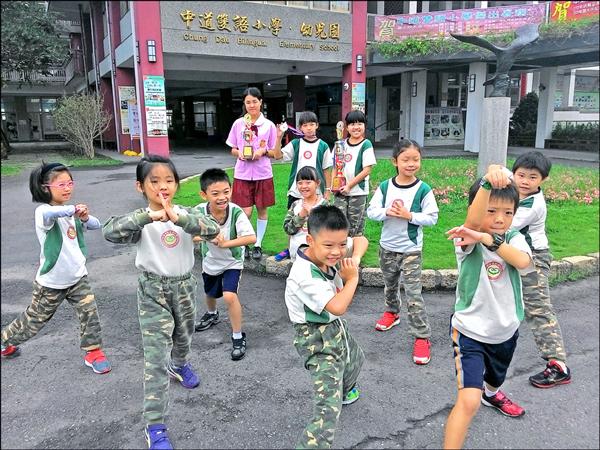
202, 269, 241, 298
450, 325, 519, 390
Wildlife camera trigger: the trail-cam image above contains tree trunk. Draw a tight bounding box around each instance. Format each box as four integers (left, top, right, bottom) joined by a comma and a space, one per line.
1, 128, 12, 160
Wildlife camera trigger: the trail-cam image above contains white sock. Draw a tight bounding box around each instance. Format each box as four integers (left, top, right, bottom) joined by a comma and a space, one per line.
232, 331, 243, 339
208, 310, 217, 315
484, 385, 498, 398
256, 219, 268, 247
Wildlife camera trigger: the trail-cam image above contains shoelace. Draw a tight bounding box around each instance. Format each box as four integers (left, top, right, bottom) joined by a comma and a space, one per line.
151, 428, 169, 444
87, 350, 105, 363
414, 339, 429, 352
178, 364, 194, 380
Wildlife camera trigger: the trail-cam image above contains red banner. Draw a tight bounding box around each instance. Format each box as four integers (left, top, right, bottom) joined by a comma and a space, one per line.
549, 1, 600, 22
374, 4, 545, 42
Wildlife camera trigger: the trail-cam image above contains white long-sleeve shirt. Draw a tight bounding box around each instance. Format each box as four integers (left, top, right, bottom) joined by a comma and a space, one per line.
367, 177, 438, 253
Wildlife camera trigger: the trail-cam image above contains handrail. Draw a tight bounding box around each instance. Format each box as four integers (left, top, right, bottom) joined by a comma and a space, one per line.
374, 117, 399, 130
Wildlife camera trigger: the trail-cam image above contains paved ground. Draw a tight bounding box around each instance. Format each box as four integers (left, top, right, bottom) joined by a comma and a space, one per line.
1, 148, 599, 449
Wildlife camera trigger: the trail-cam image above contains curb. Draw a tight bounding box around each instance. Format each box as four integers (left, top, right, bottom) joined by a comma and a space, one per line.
241, 252, 599, 290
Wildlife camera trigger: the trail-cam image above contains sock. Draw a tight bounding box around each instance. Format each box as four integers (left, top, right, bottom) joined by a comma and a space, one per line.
256, 218, 268, 247
208, 310, 217, 315
484, 385, 498, 398
551, 359, 568, 372
232, 331, 243, 339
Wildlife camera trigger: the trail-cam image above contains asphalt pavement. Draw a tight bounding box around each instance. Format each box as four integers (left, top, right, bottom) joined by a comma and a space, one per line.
1, 149, 599, 449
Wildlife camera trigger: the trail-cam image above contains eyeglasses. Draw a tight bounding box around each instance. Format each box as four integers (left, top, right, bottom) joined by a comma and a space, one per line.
44, 181, 75, 189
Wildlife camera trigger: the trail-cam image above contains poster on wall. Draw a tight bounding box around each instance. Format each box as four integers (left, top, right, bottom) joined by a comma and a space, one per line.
424, 107, 464, 146
128, 100, 140, 137
143, 75, 168, 137
352, 82, 366, 113
118, 86, 136, 134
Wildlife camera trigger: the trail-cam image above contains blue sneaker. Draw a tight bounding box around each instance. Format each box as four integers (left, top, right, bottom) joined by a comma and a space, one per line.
274, 248, 290, 261
167, 361, 200, 389
145, 424, 173, 450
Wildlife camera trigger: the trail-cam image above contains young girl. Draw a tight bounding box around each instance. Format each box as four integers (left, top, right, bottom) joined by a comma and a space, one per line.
366, 140, 439, 365
102, 155, 219, 450
283, 166, 327, 261
1, 162, 111, 375
332, 109, 377, 237
226, 87, 278, 261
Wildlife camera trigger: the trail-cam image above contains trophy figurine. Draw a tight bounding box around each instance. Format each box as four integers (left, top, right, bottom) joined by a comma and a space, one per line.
242, 113, 254, 159
331, 121, 347, 193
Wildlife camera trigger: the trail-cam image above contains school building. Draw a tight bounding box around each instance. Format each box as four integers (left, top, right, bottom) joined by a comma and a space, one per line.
2, 1, 598, 156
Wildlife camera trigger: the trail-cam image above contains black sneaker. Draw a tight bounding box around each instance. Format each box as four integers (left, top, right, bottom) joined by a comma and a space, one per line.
529, 360, 572, 388
195, 311, 220, 332
231, 333, 246, 361
251, 246, 262, 261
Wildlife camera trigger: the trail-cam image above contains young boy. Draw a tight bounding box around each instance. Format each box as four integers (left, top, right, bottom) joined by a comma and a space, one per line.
511, 151, 571, 387
443, 165, 534, 449
273, 111, 333, 261
285, 205, 367, 449
193, 168, 256, 361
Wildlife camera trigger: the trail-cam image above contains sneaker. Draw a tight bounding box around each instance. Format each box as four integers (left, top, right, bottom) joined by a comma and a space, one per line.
84, 349, 111, 374
244, 247, 250, 259
342, 385, 360, 405
195, 311, 220, 332
274, 248, 290, 261
529, 360, 572, 389
231, 332, 247, 361
481, 390, 525, 417
374, 312, 400, 331
251, 246, 263, 261
1, 344, 20, 358
145, 424, 173, 450
167, 361, 200, 389
412, 338, 431, 365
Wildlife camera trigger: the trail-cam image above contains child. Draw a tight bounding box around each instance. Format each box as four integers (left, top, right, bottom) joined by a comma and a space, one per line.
283, 166, 327, 261
193, 168, 256, 361
1, 162, 111, 374
102, 156, 219, 450
273, 111, 333, 261
285, 205, 366, 449
366, 139, 438, 365
511, 151, 571, 387
332, 109, 377, 237
443, 165, 534, 449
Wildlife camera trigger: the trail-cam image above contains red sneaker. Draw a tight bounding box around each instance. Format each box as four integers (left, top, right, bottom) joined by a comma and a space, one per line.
1, 344, 20, 358
375, 312, 400, 331
84, 349, 111, 374
481, 390, 525, 417
412, 338, 431, 365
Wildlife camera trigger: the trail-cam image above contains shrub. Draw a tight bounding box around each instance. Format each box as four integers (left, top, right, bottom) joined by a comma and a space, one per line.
510, 92, 538, 140
53, 93, 111, 158
552, 122, 599, 142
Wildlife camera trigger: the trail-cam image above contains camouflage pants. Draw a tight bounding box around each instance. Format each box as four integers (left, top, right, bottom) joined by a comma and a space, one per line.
1, 276, 102, 351
522, 250, 567, 363
137, 271, 197, 425
293, 319, 364, 449
332, 195, 367, 237
379, 247, 431, 338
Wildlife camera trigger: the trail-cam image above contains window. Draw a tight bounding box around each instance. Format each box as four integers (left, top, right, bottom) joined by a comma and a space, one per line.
120, 1, 129, 18
330, 1, 350, 12
41, 99, 58, 113
313, 1, 330, 9
193, 101, 216, 133
287, 1, 308, 6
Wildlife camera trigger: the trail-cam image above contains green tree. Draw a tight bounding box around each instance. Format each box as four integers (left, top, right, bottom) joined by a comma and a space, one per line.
1, 1, 69, 85
509, 92, 539, 142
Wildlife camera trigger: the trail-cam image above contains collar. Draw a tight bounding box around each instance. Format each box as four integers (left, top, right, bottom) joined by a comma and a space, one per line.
206, 203, 229, 225
253, 113, 266, 127
392, 177, 420, 189
297, 245, 336, 280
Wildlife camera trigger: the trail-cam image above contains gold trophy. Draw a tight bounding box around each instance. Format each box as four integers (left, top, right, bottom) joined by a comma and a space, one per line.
331, 121, 347, 193
242, 113, 254, 159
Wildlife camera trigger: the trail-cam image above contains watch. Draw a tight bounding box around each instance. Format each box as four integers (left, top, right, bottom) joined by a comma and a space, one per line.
479, 178, 492, 191
483, 233, 505, 252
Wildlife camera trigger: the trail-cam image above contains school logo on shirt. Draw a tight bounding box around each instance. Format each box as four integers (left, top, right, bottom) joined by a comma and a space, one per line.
303, 150, 312, 159
344, 153, 353, 163
66, 226, 77, 240
161, 230, 180, 248
485, 261, 504, 281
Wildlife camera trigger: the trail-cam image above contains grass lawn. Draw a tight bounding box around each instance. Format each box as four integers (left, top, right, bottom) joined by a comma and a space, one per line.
174, 158, 599, 269
1, 152, 122, 176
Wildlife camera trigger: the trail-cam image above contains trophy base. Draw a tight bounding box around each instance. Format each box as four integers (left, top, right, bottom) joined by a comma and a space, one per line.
243, 146, 253, 158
